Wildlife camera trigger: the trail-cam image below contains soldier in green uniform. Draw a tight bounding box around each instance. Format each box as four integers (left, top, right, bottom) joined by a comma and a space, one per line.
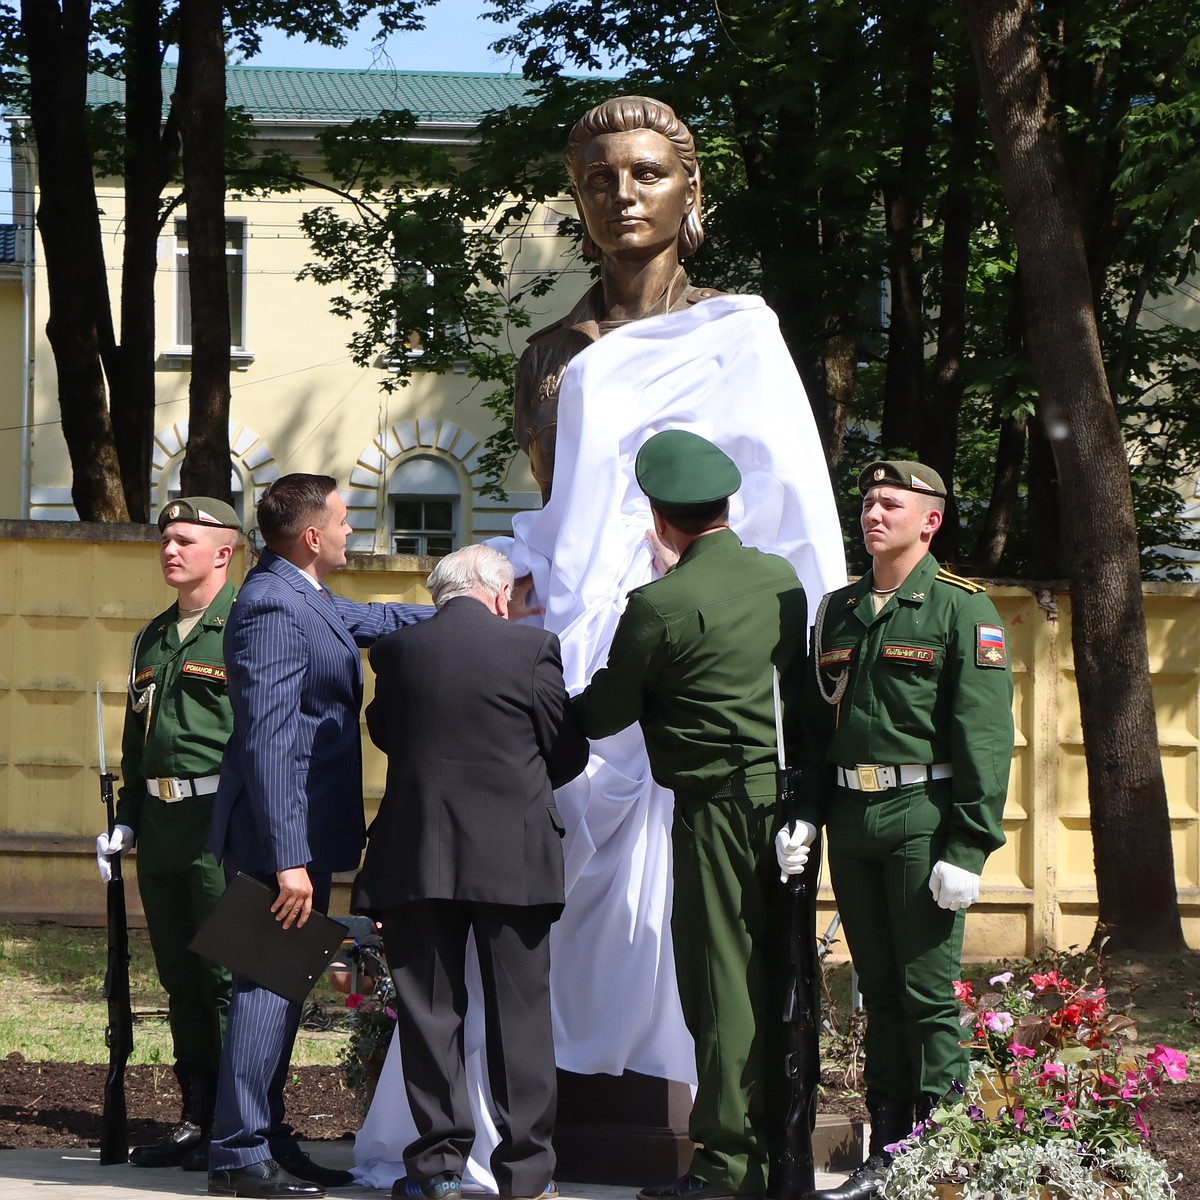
95, 497, 242, 1170
777, 461, 1014, 1200
574, 430, 808, 1200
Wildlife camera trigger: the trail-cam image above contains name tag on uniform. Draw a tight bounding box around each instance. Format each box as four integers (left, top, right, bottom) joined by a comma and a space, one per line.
819, 648, 853, 668
976, 624, 1008, 668
182, 661, 227, 682
881, 644, 936, 666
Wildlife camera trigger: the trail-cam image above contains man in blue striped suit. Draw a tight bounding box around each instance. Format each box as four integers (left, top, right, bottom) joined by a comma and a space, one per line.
207, 474, 433, 1199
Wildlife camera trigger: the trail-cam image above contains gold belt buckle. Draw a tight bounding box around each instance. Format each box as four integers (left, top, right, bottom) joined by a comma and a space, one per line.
158, 777, 179, 801
856, 766, 884, 792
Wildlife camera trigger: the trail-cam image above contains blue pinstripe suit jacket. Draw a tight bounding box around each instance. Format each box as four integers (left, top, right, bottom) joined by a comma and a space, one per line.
210, 549, 431, 875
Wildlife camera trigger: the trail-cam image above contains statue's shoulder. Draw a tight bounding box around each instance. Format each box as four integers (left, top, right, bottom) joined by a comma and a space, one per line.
680, 284, 724, 307
524, 282, 603, 349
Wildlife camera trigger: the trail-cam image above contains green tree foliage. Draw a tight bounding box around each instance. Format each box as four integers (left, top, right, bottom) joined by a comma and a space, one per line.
302, 0, 1200, 575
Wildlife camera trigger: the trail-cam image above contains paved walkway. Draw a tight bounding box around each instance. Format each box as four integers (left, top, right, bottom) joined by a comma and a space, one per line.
0, 1143, 853, 1200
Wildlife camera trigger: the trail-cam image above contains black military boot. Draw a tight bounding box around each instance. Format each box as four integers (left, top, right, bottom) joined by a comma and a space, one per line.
180, 1070, 218, 1171
804, 1092, 914, 1200
130, 1064, 207, 1168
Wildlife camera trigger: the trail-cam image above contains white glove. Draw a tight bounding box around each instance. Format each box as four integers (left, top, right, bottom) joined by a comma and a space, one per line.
928, 860, 980, 911
96, 824, 135, 883
775, 820, 818, 882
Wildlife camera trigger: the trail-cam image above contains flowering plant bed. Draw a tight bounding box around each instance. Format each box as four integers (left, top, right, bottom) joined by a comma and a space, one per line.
880, 953, 1190, 1200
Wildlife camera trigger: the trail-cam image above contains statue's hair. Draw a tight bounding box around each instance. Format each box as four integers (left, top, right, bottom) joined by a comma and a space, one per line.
564, 96, 704, 261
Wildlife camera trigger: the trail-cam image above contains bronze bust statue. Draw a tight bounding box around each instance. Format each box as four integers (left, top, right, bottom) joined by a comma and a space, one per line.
512, 96, 721, 502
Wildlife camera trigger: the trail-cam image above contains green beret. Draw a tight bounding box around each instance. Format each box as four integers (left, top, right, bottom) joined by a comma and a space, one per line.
635, 430, 742, 507
858, 459, 946, 499
157, 496, 242, 532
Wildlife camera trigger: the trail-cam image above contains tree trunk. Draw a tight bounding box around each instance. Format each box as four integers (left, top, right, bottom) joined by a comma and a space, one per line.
114, 0, 175, 522
175, 0, 232, 500
1024, 412, 1060, 579
926, 73, 978, 565
974, 413, 1026, 573
21, 0, 128, 521
963, 0, 1183, 951
879, 0, 933, 455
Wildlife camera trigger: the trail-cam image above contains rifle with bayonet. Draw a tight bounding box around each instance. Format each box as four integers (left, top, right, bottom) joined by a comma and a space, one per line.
772, 671, 821, 1200
97, 683, 132, 1165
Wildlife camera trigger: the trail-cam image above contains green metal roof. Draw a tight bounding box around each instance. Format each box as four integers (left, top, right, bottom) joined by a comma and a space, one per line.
84, 65, 536, 123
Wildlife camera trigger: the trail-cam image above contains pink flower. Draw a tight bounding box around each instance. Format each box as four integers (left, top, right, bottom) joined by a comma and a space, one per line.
1037, 1062, 1066, 1083
1147, 1044, 1188, 1083
1134, 1111, 1150, 1140
1030, 970, 1070, 993
1009, 1042, 1037, 1059
345, 992, 366, 1009
989, 971, 1014, 986
953, 980, 974, 1001
985, 1011, 1014, 1035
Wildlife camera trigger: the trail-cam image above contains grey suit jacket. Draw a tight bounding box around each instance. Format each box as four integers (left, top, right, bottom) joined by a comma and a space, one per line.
352, 596, 588, 913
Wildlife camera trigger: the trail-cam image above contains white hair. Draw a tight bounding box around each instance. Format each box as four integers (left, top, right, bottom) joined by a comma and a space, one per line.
426, 544, 515, 608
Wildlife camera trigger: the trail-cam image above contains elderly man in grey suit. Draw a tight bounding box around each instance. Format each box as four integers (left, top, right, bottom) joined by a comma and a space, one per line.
207, 474, 432, 1200
352, 544, 588, 1200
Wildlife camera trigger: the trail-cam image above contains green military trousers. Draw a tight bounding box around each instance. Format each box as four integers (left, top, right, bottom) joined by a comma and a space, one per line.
671, 768, 789, 1194
135, 795, 231, 1074
825, 779, 968, 1102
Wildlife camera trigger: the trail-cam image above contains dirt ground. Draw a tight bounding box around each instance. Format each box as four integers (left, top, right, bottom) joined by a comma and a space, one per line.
0, 1055, 1195, 1198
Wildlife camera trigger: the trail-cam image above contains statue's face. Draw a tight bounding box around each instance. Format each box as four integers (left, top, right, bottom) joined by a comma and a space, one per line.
573, 128, 695, 261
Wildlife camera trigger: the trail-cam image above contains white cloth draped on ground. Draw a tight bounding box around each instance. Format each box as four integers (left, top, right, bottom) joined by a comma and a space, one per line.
352, 293, 847, 1191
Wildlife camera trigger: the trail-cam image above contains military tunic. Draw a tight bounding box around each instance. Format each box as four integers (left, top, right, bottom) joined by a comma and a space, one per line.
800, 554, 1014, 1102
116, 580, 236, 1074
574, 529, 807, 1194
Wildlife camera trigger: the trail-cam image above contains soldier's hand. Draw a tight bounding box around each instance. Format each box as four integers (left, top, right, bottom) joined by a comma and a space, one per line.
274, 866, 314, 929
507, 574, 545, 622
95, 824, 135, 883
929, 860, 980, 910
646, 528, 680, 575
775, 821, 817, 882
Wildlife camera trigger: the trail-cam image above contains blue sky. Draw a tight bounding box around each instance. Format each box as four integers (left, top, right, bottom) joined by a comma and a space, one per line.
234, 0, 524, 73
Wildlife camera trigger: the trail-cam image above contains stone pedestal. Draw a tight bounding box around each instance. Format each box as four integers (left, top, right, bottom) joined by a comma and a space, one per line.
552, 1069, 866, 1186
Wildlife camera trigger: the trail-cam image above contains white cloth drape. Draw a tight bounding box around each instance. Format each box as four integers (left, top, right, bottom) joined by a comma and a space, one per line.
352, 294, 847, 1190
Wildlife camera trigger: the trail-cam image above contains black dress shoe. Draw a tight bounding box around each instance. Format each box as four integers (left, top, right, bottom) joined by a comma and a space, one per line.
182, 1140, 211, 1172
803, 1156, 890, 1200
129, 1120, 205, 1168
208, 1158, 327, 1198
271, 1145, 355, 1189
637, 1175, 762, 1200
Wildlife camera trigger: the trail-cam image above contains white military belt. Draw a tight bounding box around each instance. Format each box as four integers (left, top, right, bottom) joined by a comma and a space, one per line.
836, 763, 953, 793
147, 774, 221, 802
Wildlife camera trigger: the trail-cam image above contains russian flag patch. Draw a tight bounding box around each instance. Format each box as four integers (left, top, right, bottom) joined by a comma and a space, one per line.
975, 623, 1008, 668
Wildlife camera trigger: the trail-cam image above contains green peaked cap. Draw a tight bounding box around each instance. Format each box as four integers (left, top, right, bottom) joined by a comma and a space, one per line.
635, 430, 742, 507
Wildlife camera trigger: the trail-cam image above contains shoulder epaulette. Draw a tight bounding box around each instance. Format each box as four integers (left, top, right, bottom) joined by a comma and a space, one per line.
935, 568, 985, 594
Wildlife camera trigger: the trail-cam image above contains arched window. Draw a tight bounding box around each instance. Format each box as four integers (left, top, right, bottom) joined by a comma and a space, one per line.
387, 454, 460, 558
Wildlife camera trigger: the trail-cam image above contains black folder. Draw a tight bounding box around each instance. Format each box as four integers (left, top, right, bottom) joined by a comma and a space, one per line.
189, 872, 349, 1004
